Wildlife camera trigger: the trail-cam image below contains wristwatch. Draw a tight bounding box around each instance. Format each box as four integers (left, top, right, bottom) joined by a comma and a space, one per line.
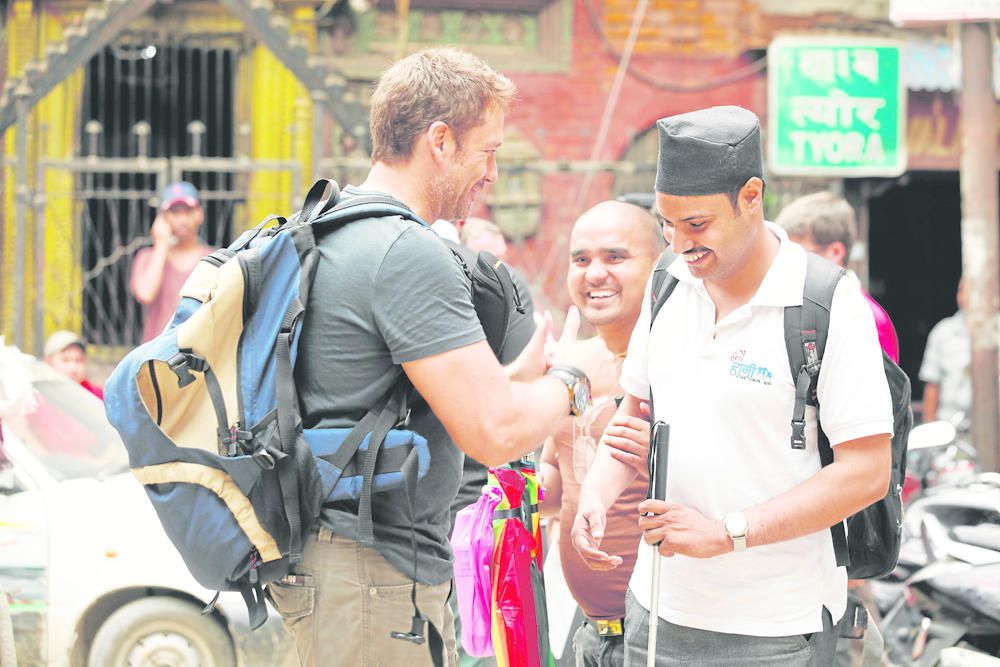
546, 365, 592, 416
724, 512, 749, 552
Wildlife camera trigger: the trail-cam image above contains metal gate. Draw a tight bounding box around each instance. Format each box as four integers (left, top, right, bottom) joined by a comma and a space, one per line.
34, 35, 302, 351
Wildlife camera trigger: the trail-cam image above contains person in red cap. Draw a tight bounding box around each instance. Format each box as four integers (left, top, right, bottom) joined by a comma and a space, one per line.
43, 330, 104, 399
130, 181, 214, 342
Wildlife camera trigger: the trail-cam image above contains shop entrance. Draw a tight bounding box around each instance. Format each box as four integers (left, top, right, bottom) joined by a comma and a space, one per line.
866, 172, 962, 402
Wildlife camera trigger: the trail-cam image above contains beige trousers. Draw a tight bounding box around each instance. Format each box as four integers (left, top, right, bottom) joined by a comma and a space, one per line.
266, 527, 458, 667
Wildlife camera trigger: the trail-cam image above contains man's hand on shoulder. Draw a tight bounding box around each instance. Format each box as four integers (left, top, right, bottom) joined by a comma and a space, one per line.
601, 401, 650, 475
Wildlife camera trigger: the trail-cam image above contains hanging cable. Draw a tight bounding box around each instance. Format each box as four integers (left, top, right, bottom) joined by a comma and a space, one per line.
580, 0, 768, 93
316, 0, 339, 21
395, 0, 410, 61
573, 0, 650, 216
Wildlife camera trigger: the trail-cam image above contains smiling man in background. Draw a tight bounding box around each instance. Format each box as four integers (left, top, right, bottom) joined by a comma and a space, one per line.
540, 200, 664, 666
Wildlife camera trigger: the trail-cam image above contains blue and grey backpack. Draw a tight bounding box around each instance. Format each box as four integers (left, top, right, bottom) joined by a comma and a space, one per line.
105, 180, 440, 629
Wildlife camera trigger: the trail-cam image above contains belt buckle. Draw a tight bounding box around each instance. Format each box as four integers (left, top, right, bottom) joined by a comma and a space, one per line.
594, 618, 623, 637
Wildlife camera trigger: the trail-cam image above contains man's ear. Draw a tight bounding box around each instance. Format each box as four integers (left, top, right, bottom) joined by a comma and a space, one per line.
825, 241, 847, 266
426, 121, 452, 165
741, 177, 764, 214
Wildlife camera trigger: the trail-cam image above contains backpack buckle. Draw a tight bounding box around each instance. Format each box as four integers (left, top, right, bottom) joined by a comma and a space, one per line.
803, 340, 821, 376
390, 613, 427, 645
219, 424, 239, 457
252, 446, 282, 470
168, 353, 196, 387
791, 419, 806, 450
168, 352, 208, 388
838, 599, 868, 639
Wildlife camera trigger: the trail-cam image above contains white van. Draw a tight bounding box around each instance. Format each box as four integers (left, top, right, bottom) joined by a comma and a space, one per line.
0, 356, 294, 666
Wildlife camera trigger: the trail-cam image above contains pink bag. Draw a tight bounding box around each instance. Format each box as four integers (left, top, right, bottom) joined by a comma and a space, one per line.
451, 486, 502, 657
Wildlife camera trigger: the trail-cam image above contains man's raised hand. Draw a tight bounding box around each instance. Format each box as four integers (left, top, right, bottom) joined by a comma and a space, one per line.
571, 495, 623, 571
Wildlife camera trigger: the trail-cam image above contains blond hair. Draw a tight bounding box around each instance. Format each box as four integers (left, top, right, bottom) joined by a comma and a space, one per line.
369, 48, 516, 164
775, 191, 857, 257
460, 217, 504, 245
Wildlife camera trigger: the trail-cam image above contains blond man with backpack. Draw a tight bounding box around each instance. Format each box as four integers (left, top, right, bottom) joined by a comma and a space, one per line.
268, 48, 614, 667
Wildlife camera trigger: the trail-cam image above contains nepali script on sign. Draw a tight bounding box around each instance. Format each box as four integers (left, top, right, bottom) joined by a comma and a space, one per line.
768, 39, 904, 176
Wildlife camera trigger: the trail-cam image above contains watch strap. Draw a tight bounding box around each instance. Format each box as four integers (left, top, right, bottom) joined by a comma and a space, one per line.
546, 366, 591, 416
724, 512, 749, 552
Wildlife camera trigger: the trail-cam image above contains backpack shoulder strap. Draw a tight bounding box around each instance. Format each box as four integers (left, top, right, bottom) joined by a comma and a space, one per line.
649, 250, 679, 330
785, 253, 849, 568
309, 192, 429, 236
647, 250, 678, 423
298, 178, 341, 224
783, 253, 845, 450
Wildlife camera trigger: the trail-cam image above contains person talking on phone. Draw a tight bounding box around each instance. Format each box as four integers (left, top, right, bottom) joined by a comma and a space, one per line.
130, 181, 214, 342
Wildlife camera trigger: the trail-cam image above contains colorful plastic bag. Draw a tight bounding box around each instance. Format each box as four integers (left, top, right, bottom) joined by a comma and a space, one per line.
451, 485, 502, 657
489, 463, 553, 667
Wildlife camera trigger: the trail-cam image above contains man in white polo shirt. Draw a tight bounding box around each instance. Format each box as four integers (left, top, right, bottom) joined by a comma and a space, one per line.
571, 106, 894, 666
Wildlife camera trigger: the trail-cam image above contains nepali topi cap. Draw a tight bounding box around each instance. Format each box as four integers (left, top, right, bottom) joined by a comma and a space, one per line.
655, 106, 763, 196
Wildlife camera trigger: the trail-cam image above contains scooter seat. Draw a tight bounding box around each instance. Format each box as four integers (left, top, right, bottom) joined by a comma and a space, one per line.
952, 524, 1000, 552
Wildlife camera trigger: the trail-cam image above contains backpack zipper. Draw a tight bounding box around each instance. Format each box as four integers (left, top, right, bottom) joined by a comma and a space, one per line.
248, 549, 260, 585
235, 251, 258, 431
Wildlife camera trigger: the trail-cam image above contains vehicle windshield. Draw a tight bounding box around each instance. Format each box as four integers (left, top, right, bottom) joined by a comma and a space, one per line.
2, 359, 129, 481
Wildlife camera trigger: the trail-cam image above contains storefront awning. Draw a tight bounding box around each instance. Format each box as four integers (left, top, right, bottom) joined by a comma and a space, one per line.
905, 40, 1000, 95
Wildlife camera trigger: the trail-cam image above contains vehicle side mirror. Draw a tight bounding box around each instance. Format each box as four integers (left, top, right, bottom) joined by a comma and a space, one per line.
919, 513, 949, 564
908, 421, 958, 451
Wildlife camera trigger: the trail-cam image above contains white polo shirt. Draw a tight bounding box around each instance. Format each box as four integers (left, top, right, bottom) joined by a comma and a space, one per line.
621, 223, 893, 637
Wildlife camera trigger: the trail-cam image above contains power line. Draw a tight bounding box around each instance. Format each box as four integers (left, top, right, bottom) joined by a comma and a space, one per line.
580, 0, 768, 93
573, 0, 650, 215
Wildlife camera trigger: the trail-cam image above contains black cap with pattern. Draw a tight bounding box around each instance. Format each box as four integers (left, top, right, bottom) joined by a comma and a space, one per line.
655, 106, 763, 196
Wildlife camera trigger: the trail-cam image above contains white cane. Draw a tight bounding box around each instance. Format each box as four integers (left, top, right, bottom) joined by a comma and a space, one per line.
647, 548, 662, 666
646, 422, 669, 667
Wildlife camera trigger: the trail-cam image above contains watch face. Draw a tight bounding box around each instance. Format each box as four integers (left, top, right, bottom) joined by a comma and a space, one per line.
725, 513, 748, 537
573, 380, 591, 415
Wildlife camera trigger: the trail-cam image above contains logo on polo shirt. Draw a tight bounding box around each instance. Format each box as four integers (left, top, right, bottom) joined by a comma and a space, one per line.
729, 349, 774, 386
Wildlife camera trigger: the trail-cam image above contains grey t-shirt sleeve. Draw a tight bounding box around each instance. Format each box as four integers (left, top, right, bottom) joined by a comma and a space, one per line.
373, 226, 485, 364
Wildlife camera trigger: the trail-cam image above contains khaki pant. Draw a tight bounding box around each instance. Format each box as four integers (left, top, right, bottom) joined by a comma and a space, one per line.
266, 528, 458, 667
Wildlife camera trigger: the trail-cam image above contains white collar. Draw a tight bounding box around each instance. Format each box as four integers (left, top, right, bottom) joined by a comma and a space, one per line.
666, 221, 806, 307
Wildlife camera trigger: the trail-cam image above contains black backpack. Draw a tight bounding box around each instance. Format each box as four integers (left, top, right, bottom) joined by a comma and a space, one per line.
445, 240, 528, 360
650, 251, 911, 580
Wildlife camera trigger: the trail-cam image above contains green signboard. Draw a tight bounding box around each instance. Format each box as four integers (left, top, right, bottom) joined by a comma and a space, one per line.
768, 37, 906, 177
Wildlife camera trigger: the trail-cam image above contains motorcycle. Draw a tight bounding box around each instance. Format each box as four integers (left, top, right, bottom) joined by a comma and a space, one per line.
904, 419, 979, 505
879, 481, 1000, 666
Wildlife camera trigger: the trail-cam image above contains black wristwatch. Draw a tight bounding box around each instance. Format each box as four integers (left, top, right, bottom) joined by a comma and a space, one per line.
546, 365, 592, 416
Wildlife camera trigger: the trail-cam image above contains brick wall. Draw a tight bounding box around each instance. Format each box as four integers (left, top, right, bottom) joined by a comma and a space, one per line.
488, 0, 767, 315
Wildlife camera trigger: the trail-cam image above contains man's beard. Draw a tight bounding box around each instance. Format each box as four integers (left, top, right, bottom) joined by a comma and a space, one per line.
429, 172, 476, 222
